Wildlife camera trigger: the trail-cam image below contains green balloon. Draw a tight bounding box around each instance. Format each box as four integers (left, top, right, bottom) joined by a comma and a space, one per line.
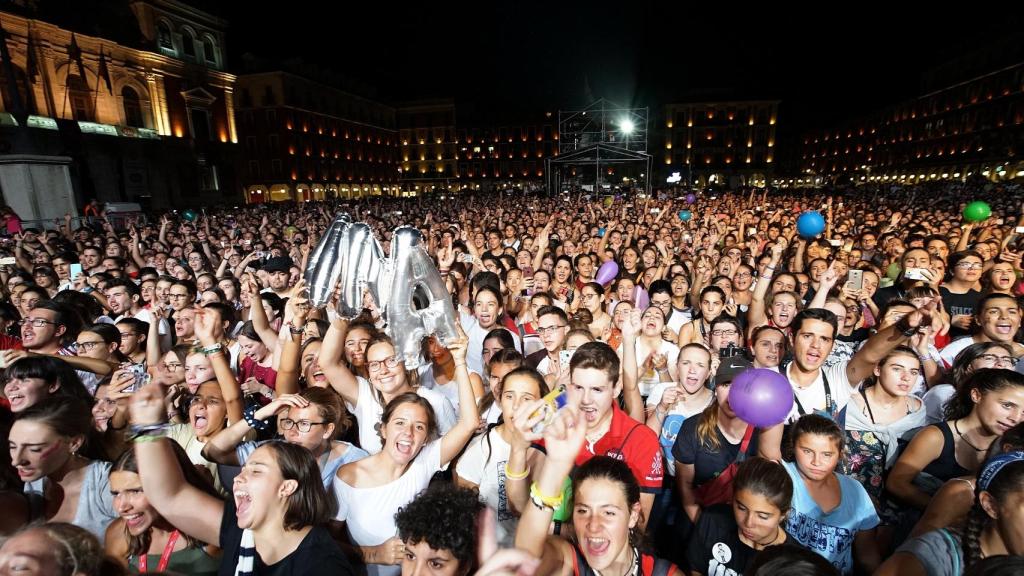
181, 209, 198, 222
963, 201, 991, 223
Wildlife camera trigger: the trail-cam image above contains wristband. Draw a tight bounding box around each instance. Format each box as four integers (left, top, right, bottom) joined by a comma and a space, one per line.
129, 423, 169, 440
504, 463, 530, 480
243, 405, 270, 431
199, 343, 223, 356
288, 324, 304, 335
529, 482, 564, 510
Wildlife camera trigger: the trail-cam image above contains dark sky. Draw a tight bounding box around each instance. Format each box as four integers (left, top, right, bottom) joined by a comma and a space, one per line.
197, 2, 1022, 129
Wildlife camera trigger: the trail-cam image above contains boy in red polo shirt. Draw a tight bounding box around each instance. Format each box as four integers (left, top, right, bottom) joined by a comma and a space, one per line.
506, 341, 663, 526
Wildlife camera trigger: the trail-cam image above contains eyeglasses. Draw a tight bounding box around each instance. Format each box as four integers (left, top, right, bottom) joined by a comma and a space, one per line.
119, 331, 140, 338
168, 293, 190, 300
19, 318, 58, 328
977, 354, 1018, 367
711, 329, 739, 337
536, 324, 567, 336
163, 362, 183, 371
734, 273, 752, 279
74, 341, 106, 351
279, 418, 327, 433
367, 355, 402, 373
956, 262, 984, 270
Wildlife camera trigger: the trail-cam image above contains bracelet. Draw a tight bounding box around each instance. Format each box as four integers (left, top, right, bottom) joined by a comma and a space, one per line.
288, 324, 304, 335
504, 463, 530, 480
132, 434, 165, 443
243, 405, 270, 431
128, 423, 169, 440
529, 482, 564, 510
199, 343, 223, 356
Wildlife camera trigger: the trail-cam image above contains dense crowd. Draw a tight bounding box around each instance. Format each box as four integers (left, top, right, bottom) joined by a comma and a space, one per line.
0, 179, 1022, 576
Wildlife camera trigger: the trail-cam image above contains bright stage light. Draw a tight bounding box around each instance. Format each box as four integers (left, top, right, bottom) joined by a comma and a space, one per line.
620, 119, 635, 134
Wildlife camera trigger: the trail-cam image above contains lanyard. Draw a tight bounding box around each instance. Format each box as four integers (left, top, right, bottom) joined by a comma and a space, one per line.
138, 530, 180, 573
792, 366, 834, 417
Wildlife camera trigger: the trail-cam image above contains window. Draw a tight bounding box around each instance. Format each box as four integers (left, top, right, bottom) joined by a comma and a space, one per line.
271, 159, 283, 177
245, 136, 257, 153
269, 134, 279, 150
262, 86, 276, 107
202, 37, 217, 64
248, 161, 260, 177
157, 22, 174, 51
68, 75, 93, 121
121, 86, 145, 127
200, 165, 219, 190
181, 29, 196, 59
266, 109, 277, 125
189, 108, 211, 141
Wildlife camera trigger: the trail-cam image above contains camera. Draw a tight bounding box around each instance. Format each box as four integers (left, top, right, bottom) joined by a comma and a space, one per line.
719, 343, 745, 359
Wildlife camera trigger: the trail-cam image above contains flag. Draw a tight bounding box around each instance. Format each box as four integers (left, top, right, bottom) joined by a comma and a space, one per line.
25, 32, 37, 82
68, 33, 86, 78
97, 47, 111, 93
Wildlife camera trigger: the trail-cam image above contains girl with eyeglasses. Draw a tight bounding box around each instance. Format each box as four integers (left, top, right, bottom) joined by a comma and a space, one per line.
941, 251, 985, 340
319, 323, 457, 454
202, 387, 368, 489
923, 342, 1017, 424
333, 328, 478, 576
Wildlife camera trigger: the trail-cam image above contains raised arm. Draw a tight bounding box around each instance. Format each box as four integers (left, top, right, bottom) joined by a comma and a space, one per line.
514, 407, 586, 576
194, 308, 243, 424
130, 385, 224, 546
619, 309, 644, 422
440, 326, 481, 465
748, 239, 785, 329
319, 316, 360, 406
146, 306, 166, 367
244, 273, 279, 355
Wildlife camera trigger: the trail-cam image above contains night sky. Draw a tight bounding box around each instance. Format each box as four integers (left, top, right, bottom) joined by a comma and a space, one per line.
196, 2, 1021, 130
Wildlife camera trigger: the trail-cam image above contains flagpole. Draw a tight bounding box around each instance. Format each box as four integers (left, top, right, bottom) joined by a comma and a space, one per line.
92, 45, 100, 115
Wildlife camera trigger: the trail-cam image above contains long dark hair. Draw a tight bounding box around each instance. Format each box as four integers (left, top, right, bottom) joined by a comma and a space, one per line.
962, 459, 1024, 566
945, 369, 1024, 421
3, 356, 94, 410
112, 443, 219, 557
260, 441, 334, 530
571, 457, 643, 546
481, 367, 547, 468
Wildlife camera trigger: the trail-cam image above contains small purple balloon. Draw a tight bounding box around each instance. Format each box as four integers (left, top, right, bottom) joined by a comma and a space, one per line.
595, 260, 619, 285
634, 287, 649, 309
685, 193, 697, 204
728, 368, 794, 427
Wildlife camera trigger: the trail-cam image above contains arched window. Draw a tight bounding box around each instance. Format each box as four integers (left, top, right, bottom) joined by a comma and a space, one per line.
202, 37, 217, 64
67, 74, 93, 121
157, 22, 174, 51
181, 29, 196, 59
122, 86, 144, 127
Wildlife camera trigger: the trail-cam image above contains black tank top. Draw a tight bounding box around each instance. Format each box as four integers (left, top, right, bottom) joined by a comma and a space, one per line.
921, 422, 971, 481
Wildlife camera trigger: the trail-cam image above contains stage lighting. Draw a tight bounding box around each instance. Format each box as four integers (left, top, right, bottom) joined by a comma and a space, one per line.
620, 119, 635, 134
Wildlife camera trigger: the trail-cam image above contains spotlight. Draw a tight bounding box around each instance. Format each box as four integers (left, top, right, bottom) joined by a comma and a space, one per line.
620, 119, 635, 135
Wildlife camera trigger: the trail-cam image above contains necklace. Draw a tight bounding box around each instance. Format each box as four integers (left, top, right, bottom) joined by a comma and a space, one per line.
751, 527, 784, 551
953, 419, 993, 452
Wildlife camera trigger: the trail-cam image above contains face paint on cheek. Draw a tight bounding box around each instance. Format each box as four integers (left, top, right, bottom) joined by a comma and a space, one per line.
38, 441, 65, 461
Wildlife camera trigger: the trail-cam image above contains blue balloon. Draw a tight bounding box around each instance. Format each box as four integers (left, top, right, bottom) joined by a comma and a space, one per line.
598, 227, 606, 237
678, 210, 692, 221
796, 211, 826, 238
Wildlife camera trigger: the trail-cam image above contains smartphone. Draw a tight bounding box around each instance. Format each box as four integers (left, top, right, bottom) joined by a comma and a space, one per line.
1015, 226, 1024, 234
70, 263, 83, 278
559, 348, 575, 371
904, 268, 929, 281
747, 228, 757, 236
522, 266, 534, 278
829, 239, 842, 247
846, 269, 864, 291
650, 208, 660, 214
459, 253, 475, 263
530, 385, 569, 435
125, 364, 150, 393
253, 251, 266, 259
0, 257, 15, 266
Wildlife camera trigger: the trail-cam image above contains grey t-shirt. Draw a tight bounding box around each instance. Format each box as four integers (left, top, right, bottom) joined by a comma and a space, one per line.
896, 529, 963, 576
25, 460, 116, 543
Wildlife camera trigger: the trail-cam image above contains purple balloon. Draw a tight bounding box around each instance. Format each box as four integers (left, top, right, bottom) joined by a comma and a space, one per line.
685, 193, 697, 204
728, 368, 794, 427
634, 287, 649, 309
595, 260, 619, 285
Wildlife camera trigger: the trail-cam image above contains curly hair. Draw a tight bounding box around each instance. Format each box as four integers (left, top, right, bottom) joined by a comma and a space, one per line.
395, 483, 483, 573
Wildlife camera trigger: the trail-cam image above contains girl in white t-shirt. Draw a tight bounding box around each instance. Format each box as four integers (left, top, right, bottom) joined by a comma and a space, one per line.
333, 328, 479, 576
319, 320, 456, 454
456, 367, 548, 547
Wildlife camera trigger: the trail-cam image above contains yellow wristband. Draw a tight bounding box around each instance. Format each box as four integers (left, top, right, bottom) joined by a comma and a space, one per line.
504, 463, 530, 480
530, 482, 565, 509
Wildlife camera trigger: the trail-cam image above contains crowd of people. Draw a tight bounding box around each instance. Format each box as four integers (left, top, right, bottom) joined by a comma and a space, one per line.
0, 179, 1022, 576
